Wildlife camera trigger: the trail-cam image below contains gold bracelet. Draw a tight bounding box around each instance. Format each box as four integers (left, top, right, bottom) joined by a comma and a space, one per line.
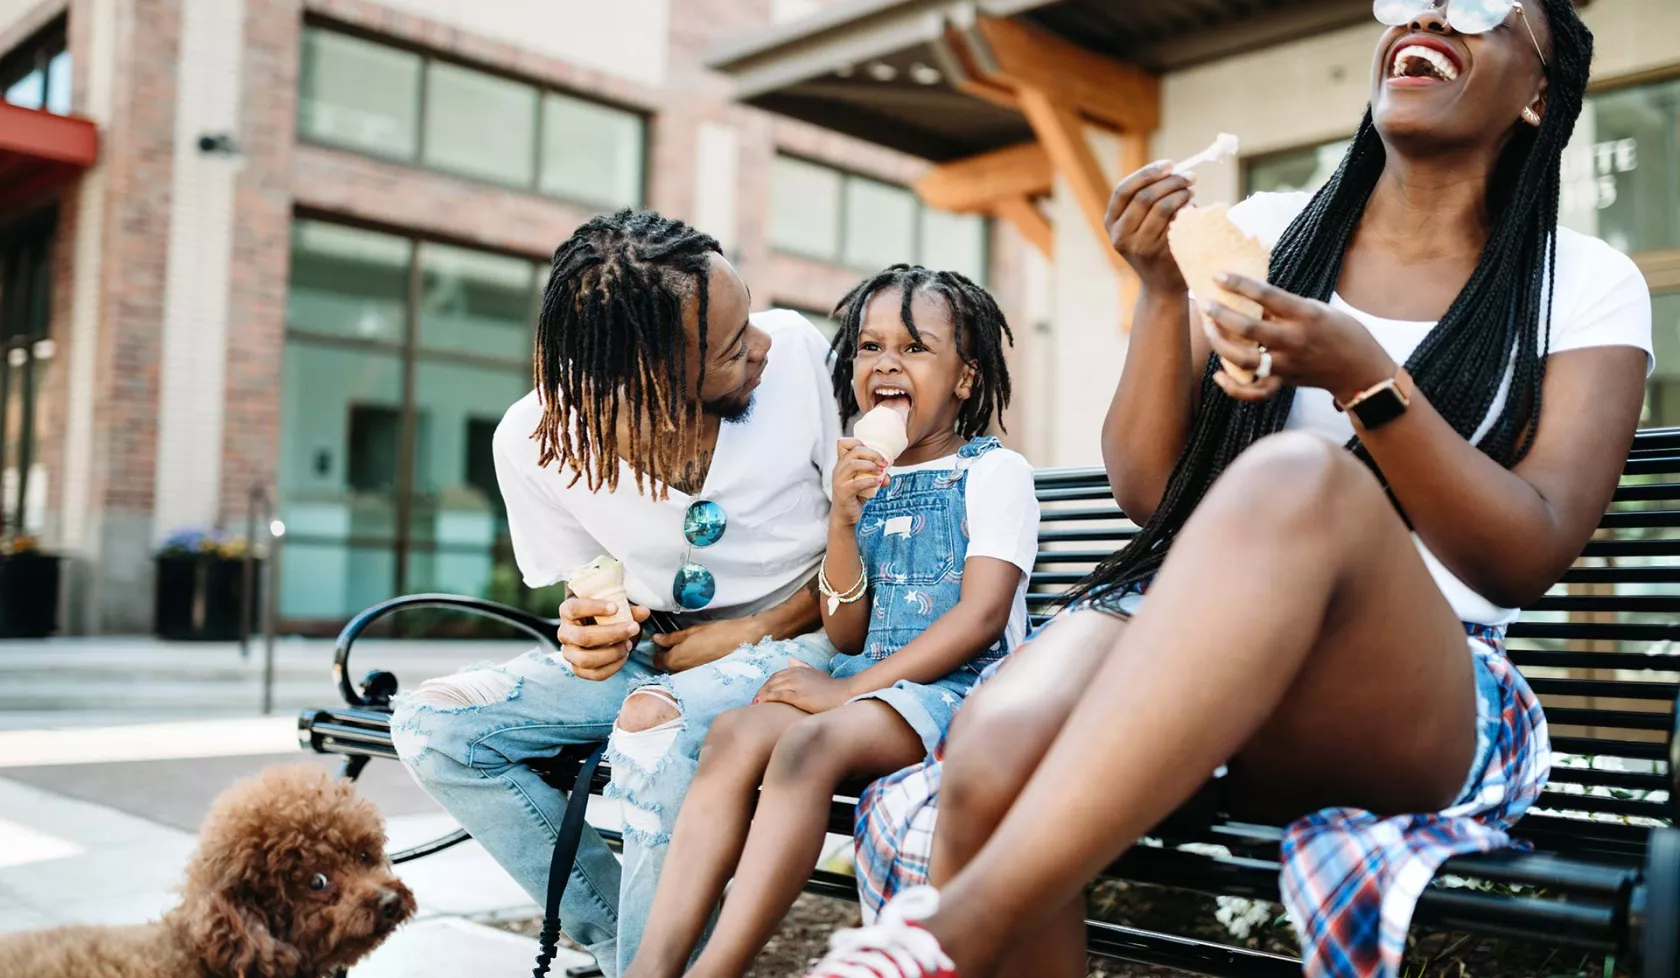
817, 559, 867, 616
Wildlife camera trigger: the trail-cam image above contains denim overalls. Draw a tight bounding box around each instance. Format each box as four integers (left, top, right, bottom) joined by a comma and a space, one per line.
826, 436, 1009, 752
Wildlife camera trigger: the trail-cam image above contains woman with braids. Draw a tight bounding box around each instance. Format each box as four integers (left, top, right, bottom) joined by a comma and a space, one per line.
394, 210, 845, 977
622, 265, 1034, 978
810, 2, 1653, 977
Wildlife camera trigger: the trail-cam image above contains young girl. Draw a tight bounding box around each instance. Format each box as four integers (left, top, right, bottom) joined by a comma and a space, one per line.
620, 265, 1039, 978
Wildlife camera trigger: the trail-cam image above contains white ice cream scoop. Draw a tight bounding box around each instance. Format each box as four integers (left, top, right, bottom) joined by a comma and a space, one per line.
853, 405, 910, 466
1174, 133, 1240, 175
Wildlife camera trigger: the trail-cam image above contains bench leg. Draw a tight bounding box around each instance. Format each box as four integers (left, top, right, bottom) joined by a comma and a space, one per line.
340, 755, 370, 782
1644, 827, 1679, 978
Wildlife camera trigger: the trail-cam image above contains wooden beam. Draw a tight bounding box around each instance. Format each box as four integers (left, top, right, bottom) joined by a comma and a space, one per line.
992, 195, 1052, 259
914, 142, 1052, 213
972, 16, 1159, 135
1015, 86, 1126, 277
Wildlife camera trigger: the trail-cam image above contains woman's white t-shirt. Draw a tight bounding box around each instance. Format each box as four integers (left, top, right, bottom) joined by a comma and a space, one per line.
1226, 191, 1655, 626
886, 447, 1041, 651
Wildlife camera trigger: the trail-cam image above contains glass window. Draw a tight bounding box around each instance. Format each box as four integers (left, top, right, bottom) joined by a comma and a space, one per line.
919, 209, 987, 282
418, 243, 536, 361
44, 49, 69, 115
1644, 292, 1680, 428
0, 20, 69, 116
843, 177, 919, 270
0, 216, 54, 538
1244, 139, 1353, 196
540, 91, 644, 209
4, 70, 42, 110
286, 222, 412, 344
423, 61, 537, 187
297, 28, 422, 159
1560, 78, 1680, 256
406, 359, 529, 600
277, 342, 405, 619
279, 219, 556, 627
770, 155, 989, 282
771, 156, 843, 259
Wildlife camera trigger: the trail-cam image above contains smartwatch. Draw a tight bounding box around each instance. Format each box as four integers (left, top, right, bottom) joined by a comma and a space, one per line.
1335, 372, 1411, 431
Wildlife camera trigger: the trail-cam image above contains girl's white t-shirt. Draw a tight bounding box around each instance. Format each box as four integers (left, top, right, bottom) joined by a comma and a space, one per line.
1227, 191, 1655, 626
886, 446, 1041, 651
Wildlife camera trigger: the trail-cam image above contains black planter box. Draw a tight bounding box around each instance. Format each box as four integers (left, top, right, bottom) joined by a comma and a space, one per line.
0, 553, 60, 638
154, 556, 261, 641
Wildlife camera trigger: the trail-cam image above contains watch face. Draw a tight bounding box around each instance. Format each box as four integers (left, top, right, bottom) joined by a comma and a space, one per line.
1352, 385, 1409, 430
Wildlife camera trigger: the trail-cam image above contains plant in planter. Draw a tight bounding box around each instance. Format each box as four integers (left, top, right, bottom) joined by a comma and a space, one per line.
154, 528, 258, 641
0, 534, 60, 638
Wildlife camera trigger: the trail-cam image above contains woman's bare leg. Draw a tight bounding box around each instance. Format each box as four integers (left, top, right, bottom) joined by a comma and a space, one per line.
621, 703, 806, 978
687, 701, 926, 978
918, 433, 1478, 976
927, 613, 1126, 978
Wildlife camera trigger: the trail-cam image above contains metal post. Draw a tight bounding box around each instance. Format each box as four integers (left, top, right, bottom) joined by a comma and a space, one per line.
261, 518, 284, 715
240, 485, 263, 660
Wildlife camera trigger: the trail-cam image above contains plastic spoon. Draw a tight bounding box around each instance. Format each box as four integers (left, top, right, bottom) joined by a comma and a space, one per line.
1173, 133, 1240, 175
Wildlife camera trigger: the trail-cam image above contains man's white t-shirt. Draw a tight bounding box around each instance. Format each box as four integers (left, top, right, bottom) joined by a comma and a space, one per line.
886, 447, 1041, 651
1227, 191, 1655, 626
493, 309, 841, 621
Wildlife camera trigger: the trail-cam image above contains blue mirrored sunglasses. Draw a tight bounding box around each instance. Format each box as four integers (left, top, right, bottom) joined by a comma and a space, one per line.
672, 499, 727, 611
1374, 0, 1547, 67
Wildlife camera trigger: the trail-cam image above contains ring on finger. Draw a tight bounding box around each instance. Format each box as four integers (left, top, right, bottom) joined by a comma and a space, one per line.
1253, 345, 1273, 382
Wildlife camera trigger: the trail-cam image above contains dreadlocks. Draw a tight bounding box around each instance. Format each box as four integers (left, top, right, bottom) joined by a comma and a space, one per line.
828, 264, 1015, 437
531, 209, 723, 498
1069, 0, 1592, 605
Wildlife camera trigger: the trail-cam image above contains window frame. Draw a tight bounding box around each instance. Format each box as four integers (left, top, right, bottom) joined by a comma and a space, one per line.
282, 209, 548, 609
769, 152, 991, 282
296, 17, 649, 212
0, 16, 69, 115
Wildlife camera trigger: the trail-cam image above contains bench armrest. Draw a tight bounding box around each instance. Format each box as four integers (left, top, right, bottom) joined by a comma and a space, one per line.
333, 593, 561, 708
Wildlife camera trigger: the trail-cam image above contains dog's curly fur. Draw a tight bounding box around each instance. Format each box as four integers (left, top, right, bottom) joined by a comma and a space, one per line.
0, 764, 416, 977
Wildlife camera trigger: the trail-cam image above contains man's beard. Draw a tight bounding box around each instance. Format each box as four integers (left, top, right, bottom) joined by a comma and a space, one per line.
705, 391, 756, 424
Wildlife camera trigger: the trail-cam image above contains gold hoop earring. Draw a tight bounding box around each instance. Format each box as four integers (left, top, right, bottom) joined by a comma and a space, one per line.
1522, 106, 1542, 127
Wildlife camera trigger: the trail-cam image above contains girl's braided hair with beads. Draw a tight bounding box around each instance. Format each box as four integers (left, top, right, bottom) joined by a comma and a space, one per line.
1068, 0, 1592, 605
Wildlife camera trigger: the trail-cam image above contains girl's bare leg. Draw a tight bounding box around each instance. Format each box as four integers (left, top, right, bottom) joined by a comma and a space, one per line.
928, 613, 1126, 978
622, 703, 806, 978
918, 433, 1478, 976
687, 701, 926, 978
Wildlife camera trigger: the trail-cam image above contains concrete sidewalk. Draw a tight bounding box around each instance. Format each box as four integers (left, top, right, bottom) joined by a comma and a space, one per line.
0, 715, 597, 975
0, 635, 528, 728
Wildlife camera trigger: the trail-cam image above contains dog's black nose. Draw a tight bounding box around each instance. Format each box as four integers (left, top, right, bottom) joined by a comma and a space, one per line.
379, 889, 406, 919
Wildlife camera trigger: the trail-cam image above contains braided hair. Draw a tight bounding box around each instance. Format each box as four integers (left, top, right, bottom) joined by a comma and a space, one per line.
829, 264, 1015, 437
531, 210, 723, 499
1069, 0, 1592, 604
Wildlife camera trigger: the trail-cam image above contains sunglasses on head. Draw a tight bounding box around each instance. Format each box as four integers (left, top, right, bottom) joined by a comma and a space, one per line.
1373, 0, 1548, 68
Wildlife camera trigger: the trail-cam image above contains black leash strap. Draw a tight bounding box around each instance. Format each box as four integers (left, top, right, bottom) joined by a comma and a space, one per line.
532, 741, 609, 978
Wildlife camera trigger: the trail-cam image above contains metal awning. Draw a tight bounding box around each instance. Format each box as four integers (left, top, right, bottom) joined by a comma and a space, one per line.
0, 101, 98, 213
709, 0, 1371, 161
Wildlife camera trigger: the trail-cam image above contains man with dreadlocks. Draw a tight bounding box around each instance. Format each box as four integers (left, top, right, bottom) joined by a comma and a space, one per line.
812, 2, 1653, 977
392, 210, 843, 977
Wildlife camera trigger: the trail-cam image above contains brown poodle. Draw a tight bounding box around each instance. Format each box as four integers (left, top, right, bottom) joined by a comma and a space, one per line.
0, 764, 417, 978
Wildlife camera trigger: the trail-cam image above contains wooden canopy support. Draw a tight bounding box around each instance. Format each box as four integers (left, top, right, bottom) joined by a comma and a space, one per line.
1016, 86, 1125, 277
968, 17, 1160, 135
992, 196, 1053, 259
914, 142, 1050, 213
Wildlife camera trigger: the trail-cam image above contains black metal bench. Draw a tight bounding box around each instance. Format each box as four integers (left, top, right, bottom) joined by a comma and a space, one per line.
301, 428, 1680, 977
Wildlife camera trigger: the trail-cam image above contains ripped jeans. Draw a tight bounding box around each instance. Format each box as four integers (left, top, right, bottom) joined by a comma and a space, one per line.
391, 632, 836, 977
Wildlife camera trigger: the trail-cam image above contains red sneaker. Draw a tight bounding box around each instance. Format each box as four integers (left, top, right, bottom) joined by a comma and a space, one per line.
805, 887, 958, 978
